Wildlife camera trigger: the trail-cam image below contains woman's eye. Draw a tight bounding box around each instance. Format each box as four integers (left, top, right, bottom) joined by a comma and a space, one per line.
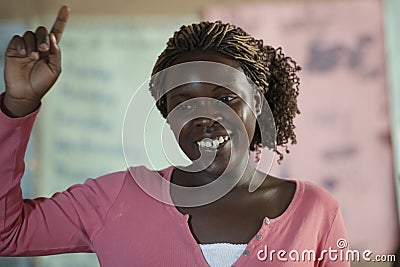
218, 96, 236, 103
176, 104, 194, 112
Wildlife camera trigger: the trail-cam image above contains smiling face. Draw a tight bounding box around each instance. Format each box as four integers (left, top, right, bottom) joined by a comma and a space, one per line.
163, 50, 262, 176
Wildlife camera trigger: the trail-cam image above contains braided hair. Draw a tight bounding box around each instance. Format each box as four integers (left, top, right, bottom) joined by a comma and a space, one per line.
150, 21, 301, 162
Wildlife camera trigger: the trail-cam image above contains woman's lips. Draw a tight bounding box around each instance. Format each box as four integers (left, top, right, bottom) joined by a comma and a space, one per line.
197, 135, 230, 149
196, 134, 231, 150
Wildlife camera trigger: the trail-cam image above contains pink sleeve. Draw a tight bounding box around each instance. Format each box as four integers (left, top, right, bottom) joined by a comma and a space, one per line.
0, 94, 123, 256
318, 206, 350, 266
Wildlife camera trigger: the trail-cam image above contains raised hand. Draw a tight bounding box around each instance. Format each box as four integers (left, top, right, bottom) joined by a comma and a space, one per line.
2, 6, 70, 117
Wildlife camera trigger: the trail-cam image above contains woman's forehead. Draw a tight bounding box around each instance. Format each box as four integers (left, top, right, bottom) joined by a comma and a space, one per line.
171, 49, 241, 69
160, 65, 253, 100
152, 51, 255, 101
167, 83, 234, 98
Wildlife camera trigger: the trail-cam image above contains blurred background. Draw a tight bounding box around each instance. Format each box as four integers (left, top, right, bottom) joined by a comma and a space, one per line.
0, 0, 399, 266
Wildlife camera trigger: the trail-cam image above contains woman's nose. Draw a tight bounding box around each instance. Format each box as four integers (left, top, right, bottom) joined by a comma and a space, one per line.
188, 97, 224, 127
193, 117, 217, 128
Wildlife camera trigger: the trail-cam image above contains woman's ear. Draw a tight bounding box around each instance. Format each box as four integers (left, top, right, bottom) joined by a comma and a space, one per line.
253, 89, 263, 117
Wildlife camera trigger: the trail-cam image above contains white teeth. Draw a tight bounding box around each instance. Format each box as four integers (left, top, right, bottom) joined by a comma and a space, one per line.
197, 136, 230, 149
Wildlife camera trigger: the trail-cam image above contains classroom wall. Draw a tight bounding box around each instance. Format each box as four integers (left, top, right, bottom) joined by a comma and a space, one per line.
0, 0, 344, 19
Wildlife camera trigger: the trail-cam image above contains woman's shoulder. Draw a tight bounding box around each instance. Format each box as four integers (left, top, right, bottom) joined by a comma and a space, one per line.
269, 175, 338, 203
288, 178, 341, 223
265, 175, 340, 218
297, 179, 339, 208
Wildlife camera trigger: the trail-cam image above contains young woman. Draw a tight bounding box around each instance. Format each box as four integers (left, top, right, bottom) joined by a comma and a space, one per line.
0, 6, 348, 267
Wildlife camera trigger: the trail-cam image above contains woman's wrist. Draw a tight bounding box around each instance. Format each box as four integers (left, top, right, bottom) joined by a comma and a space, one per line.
2, 94, 40, 118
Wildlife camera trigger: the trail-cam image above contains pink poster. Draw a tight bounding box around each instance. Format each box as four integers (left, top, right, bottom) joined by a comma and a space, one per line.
204, 0, 397, 254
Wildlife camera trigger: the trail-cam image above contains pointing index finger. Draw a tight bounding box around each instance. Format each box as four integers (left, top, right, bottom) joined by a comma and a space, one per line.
50, 6, 70, 43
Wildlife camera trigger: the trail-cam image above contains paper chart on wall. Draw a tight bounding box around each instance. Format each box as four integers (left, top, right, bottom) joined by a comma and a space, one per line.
204, 0, 397, 254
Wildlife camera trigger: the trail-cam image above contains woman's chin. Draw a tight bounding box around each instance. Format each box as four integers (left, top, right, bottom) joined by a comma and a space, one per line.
202, 156, 248, 178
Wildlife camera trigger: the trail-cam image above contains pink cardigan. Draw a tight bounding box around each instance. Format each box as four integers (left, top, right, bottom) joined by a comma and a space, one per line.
0, 101, 349, 266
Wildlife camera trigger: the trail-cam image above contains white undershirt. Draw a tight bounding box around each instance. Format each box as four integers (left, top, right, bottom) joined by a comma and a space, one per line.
199, 243, 247, 267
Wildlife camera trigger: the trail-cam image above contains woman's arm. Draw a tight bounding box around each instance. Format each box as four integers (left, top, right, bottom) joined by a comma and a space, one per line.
0, 7, 123, 256
0, 101, 126, 256
0, 95, 96, 255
